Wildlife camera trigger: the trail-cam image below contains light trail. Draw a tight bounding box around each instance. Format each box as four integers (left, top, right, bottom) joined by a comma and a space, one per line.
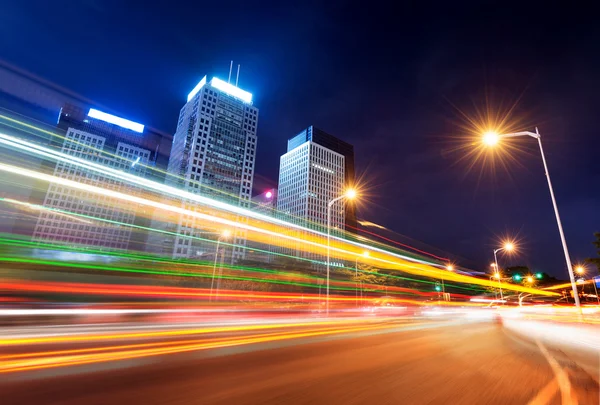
0, 234, 484, 295
0, 320, 426, 374
0, 131, 438, 268
0, 198, 93, 224
0, 318, 393, 346
0, 279, 473, 307
346, 223, 450, 262
0, 159, 559, 296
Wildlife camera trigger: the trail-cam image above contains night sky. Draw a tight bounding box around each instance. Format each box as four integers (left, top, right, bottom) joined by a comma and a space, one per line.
2, 1, 599, 277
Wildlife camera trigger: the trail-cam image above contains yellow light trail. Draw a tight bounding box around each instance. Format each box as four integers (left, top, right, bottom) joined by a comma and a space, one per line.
0, 130, 439, 269
0, 320, 419, 374
0, 160, 558, 297
0, 318, 376, 346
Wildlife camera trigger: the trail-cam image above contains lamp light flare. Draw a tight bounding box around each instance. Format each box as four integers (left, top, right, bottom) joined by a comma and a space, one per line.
222, 230, 232, 238
526, 276, 534, 283
575, 265, 585, 275
503, 242, 515, 252
345, 188, 357, 199
494, 272, 501, 280
265, 191, 273, 199
446, 264, 454, 271
483, 131, 500, 146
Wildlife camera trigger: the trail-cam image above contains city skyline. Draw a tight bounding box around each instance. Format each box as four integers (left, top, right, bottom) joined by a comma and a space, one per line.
2, 3, 599, 277
1, 5, 599, 403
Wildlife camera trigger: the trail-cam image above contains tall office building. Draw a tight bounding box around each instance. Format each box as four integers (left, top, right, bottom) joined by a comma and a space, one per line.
32, 105, 162, 250
285, 126, 356, 231
161, 75, 258, 261
277, 127, 351, 261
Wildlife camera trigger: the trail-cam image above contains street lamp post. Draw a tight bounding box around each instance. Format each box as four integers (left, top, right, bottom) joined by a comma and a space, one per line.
355, 251, 369, 307
210, 229, 231, 302
326, 189, 356, 316
441, 264, 454, 298
492, 242, 513, 302
483, 129, 580, 309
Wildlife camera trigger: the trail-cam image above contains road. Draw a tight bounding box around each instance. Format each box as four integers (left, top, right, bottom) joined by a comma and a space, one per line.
1, 317, 598, 405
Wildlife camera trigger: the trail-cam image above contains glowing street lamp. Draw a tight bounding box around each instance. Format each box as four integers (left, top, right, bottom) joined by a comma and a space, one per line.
483, 131, 500, 146
482, 128, 580, 309
575, 265, 585, 275
492, 241, 515, 302
210, 229, 232, 301
326, 189, 357, 315
526, 276, 534, 284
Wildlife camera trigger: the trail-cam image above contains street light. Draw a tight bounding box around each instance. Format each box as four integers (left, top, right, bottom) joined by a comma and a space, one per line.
526, 276, 534, 284
575, 265, 585, 275
482, 128, 581, 309
210, 229, 231, 301
492, 241, 515, 302
326, 189, 357, 315
355, 251, 369, 307
483, 131, 500, 146
440, 264, 454, 296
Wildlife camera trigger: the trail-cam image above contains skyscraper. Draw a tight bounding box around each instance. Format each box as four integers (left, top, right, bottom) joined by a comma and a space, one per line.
285, 126, 356, 231
277, 127, 350, 261
161, 75, 258, 261
32, 105, 163, 250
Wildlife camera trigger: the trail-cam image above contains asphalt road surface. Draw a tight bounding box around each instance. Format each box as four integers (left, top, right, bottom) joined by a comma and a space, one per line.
2, 318, 598, 405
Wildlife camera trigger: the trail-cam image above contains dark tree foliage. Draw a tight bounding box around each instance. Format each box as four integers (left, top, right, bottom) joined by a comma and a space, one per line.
585, 232, 600, 274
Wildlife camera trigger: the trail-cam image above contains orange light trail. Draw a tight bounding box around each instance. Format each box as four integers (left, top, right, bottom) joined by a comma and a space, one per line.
0, 320, 424, 374
0, 318, 390, 346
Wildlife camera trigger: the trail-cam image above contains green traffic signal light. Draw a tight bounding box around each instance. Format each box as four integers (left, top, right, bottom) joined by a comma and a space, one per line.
535, 273, 543, 279
513, 274, 522, 281
435, 285, 442, 292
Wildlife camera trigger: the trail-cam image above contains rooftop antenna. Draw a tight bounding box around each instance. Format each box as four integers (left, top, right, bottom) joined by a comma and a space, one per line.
236, 64, 240, 87
228, 60, 233, 83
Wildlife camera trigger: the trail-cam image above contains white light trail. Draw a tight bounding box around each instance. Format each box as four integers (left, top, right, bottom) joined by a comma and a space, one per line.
0, 131, 434, 268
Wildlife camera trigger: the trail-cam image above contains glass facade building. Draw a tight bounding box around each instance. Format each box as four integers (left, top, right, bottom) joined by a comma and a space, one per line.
277, 133, 347, 261
161, 76, 258, 262
286, 126, 356, 231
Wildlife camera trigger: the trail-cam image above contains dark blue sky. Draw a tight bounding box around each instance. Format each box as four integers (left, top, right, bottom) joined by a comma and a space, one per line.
2, 1, 599, 277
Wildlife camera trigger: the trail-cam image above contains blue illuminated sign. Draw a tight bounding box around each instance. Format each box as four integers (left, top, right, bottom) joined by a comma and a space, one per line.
87, 109, 144, 133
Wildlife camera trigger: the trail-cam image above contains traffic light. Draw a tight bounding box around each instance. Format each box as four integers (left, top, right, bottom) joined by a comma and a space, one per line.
435, 284, 442, 292
535, 273, 543, 279
513, 274, 522, 281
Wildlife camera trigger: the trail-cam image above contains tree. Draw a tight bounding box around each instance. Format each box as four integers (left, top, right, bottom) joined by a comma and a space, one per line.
585, 232, 600, 274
